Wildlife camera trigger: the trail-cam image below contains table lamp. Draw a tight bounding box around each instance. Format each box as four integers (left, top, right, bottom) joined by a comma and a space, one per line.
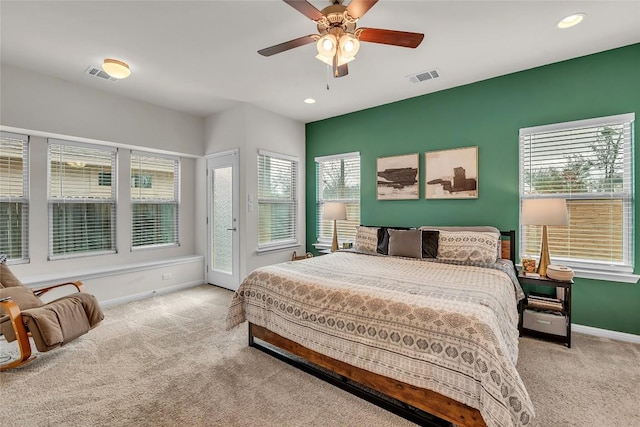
521, 198, 569, 277
323, 202, 347, 252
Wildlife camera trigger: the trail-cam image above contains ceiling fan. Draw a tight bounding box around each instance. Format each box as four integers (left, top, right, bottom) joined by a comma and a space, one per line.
258, 0, 425, 78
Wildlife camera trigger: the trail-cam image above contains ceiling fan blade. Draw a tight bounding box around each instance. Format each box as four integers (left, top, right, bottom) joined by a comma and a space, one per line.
346, 0, 378, 19
357, 28, 425, 48
258, 35, 317, 57
283, 0, 324, 21
335, 63, 349, 78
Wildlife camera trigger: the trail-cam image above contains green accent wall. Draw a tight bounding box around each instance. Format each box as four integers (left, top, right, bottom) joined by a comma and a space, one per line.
305, 43, 640, 336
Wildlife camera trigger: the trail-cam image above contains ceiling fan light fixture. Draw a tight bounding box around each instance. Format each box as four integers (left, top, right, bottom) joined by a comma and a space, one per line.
557, 13, 585, 29
316, 34, 337, 57
339, 34, 360, 59
257, 0, 424, 78
102, 58, 131, 79
315, 53, 354, 67
315, 53, 332, 66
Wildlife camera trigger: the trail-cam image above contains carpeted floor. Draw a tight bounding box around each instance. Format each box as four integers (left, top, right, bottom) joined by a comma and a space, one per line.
1, 285, 638, 427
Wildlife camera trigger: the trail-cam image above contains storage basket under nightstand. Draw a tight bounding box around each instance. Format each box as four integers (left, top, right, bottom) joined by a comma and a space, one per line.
523, 309, 567, 337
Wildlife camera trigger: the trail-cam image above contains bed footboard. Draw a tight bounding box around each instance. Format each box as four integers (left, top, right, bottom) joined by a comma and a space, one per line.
249, 323, 487, 427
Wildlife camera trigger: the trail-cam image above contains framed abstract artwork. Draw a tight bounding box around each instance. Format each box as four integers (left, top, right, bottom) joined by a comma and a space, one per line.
425, 146, 478, 199
376, 153, 419, 200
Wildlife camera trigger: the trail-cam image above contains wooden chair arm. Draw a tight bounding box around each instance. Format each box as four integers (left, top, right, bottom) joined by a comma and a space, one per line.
0, 297, 11, 324
33, 281, 85, 297
0, 297, 33, 371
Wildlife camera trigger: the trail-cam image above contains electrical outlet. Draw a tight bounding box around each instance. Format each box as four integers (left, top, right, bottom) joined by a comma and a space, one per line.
162, 273, 172, 280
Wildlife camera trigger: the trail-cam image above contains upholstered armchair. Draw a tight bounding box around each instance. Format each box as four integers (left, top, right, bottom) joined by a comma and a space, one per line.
0, 257, 104, 370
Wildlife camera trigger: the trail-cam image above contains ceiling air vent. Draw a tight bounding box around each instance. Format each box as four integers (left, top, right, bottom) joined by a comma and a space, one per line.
407, 69, 440, 84
85, 66, 118, 82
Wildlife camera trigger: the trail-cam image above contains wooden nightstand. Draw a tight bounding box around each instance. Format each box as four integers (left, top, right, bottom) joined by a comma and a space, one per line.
518, 272, 573, 348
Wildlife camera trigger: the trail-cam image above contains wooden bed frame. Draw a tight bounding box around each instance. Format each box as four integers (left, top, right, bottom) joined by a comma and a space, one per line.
249, 230, 516, 427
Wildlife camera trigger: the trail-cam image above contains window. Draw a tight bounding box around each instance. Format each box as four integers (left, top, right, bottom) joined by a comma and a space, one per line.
257, 150, 298, 251
519, 113, 635, 280
0, 132, 29, 263
48, 139, 117, 259
315, 152, 360, 246
131, 152, 179, 249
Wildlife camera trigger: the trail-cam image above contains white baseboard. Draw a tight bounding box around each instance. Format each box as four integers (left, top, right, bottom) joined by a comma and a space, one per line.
573, 323, 640, 344
99, 280, 203, 308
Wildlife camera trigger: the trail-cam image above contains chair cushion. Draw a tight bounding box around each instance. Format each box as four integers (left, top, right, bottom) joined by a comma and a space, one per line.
0, 286, 43, 311
0, 263, 26, 288
51, 292, 105, 327
0, 287, 43, 342
23, 296, 92, 352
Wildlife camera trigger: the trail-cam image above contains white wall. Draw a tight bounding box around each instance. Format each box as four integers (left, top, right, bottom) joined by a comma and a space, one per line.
1, 64, 205, 303
1, 63, 306, 302
0, 64, 204, 156
203, 103, 306, 282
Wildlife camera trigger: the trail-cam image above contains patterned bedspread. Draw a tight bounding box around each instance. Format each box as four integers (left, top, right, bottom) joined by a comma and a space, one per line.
226, 251, 534, 427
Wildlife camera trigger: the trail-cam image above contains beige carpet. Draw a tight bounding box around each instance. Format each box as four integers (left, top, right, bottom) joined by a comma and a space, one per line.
1, 285, 638, 427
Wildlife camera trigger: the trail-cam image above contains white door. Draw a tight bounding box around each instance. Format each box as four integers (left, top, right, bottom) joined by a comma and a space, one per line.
206, 150, 240, 290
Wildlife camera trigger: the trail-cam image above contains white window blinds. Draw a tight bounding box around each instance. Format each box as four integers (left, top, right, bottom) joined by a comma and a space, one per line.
316, 152, 360, 244
48, 139, 117, 259
131, 152, 180, 248
519, 113, 635, 274
257, 150, 298, 250
0, 132, 29, 262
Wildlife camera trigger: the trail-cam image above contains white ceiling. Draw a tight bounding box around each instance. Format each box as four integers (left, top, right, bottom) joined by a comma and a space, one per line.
1, 1, 639, 124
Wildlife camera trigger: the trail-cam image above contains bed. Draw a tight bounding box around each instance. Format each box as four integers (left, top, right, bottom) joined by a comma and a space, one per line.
226, 227, 534, 427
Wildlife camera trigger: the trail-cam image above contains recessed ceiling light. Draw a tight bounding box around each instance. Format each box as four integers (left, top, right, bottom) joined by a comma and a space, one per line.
557, 13, 585, 29
304, 98, 316, 104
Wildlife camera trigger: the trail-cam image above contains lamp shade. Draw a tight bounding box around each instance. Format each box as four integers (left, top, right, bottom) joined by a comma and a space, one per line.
323, 202, 347, 221
521, 199, 569, 226
316, 34, 337, 58
102, 58, 131, 79
339, 34, 360, 59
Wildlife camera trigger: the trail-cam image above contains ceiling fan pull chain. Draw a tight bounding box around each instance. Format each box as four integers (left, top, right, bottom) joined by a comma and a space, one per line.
326, 65, 331, 90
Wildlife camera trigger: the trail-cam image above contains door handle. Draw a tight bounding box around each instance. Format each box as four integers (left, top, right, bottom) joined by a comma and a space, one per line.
226, 228, 237, 231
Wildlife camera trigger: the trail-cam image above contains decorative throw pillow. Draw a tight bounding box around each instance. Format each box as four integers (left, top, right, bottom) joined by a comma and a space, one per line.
421, 226, 502, 260
437, 231, 499, 263
388, 229, 423, 259
421, 230, 439, 258
355, 226, 379, 253
377, 227, 411, 255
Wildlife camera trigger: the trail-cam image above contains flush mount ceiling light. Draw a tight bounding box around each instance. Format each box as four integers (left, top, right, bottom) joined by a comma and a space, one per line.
102, 58, 131, 79
557, 13, 585, 29
304, 98, 316, 104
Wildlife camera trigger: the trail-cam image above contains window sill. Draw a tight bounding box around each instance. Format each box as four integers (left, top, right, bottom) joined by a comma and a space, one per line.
313, 241, 353, 251
572, 268, 639, 284
256, 242, 301, 255
518, 263, 639, 284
